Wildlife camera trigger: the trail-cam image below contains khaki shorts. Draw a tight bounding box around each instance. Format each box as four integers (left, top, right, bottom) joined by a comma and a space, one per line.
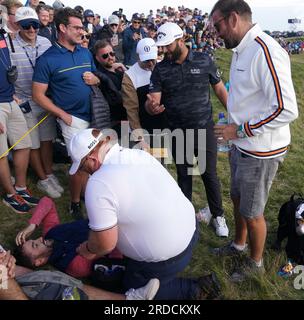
0, 101, 32, 155
23, 109, 57, 150
57, 116, 90, 155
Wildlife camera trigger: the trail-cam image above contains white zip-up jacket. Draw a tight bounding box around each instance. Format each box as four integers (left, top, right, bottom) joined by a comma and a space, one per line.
228, 24, 298, 159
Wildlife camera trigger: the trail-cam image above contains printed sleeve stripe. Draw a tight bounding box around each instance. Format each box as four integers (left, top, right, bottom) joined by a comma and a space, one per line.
239, 146, 288, 158
249, 37, 284, 130
244, 122, 254, 137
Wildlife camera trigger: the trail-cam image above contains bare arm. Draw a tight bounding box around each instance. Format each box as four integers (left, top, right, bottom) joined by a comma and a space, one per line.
77, 226, 118, 259
32, 82, 72, 126
145, 92, 165, 115
212, 81, 228, 110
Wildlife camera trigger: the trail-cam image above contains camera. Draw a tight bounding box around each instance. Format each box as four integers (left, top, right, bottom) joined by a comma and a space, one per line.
19, 101, 32, 114
7, 65, 18, 84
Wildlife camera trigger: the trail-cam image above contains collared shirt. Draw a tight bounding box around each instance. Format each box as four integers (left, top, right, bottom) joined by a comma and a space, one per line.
228, 24, 298, 159
149, 49, 221, 129
0, 33, 14, 102
10, 33, 51, 109
86, 143, 196, 262
33, 42, 96, 122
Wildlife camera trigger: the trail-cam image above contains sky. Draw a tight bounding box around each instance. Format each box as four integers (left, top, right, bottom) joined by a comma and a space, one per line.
43, 0, 304, 32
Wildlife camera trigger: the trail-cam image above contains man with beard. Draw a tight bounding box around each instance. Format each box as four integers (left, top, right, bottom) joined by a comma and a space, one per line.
122, 38, 167, 142
94, 40, 127, 136
210, 0, 298, 281
145, 22, 229, 237
32, 8, 101, 220
14, 196, 122, 278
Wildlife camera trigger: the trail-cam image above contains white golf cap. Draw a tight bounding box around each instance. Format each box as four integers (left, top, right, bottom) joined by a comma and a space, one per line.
69, 129, 103, 175
15, 7, 39, 23
108, 15, 120, 25
155, 22, 184, 46
136, 38, 158, 61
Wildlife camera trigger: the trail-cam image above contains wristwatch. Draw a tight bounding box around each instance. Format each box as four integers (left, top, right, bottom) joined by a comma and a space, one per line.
236, 124, 247, 139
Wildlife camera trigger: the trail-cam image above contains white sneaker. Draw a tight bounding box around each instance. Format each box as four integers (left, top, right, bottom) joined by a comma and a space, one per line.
125, 278, 160, 300
47, 174, 64, 194
37, 179, 61, 199
213, 216, 229, 237
196, 206, 212, 225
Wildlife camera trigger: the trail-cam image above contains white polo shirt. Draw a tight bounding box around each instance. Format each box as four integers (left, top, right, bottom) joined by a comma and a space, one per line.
85, 144, 196, 262
228, 24, 298, 159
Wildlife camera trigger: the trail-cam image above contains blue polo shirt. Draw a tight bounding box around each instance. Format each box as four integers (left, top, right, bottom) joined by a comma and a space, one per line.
0, 33, 15, 102
33, 42, 96, 122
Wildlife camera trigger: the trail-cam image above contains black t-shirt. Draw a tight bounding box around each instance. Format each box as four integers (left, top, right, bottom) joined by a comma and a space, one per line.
149, 50, 221, 129
0, 33, 15, 102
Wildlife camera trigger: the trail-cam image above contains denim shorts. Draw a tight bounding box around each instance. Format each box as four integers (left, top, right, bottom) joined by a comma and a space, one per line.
229, 146, 284, 219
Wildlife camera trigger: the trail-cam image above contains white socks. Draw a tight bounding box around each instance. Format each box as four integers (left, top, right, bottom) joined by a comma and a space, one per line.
232, 241, 247, 251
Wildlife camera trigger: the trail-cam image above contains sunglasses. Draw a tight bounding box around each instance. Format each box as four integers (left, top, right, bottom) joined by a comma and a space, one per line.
142, 59, 155, 64
81, 34, 91, 40
213, 16, 227, 33
110, 24, 118, 27
19, 21, 40, 30
133, 21, 141, 24
101, 51, 115, 59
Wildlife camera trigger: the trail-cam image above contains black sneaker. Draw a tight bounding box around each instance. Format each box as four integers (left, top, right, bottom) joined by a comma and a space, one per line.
197, 272, 222, 300
3, 194, 31, 214
70, 202, 83, 220
212, 241, 248, 257
230, 257, 265, 283
16, 188, 39, 206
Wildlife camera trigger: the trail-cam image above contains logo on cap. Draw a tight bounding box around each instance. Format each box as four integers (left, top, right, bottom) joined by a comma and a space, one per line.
157, 31, 166, 39
144, 46, 151, 52
88, 140, 97, 150
23, 9, 33, 17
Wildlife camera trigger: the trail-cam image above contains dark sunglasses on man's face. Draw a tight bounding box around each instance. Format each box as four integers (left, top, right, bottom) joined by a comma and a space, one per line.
20, 21, 40, 30
101, 51, 115, 59
133, 21, 141, 25
81, 34, 91, 40
142, 59, 155, 64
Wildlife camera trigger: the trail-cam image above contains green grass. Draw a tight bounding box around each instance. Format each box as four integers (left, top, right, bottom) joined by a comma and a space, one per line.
0, 50, 304, 300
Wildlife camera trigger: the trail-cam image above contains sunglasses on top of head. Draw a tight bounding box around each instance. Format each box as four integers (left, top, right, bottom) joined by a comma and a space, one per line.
101, 51, 115, 59
19, 21, 40, 30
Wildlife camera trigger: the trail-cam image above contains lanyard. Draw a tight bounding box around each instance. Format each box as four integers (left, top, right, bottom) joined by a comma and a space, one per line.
22, 45, 38, 69
17, 38, 39, 69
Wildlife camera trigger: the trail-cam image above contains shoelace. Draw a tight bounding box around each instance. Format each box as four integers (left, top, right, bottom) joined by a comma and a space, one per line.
216, 217, 226, 226
24, 188, 33, 196
12, 194, 27, 204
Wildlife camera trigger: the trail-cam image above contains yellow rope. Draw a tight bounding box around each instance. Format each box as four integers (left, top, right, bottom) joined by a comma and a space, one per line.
0, 113, 49, 160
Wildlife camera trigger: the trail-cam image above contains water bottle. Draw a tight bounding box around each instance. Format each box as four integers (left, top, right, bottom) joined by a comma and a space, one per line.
225, 81, 230, 92
217, 112, 231, 153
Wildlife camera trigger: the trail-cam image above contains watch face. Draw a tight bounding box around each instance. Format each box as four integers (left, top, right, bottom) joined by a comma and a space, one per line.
237, 129, 246, 139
